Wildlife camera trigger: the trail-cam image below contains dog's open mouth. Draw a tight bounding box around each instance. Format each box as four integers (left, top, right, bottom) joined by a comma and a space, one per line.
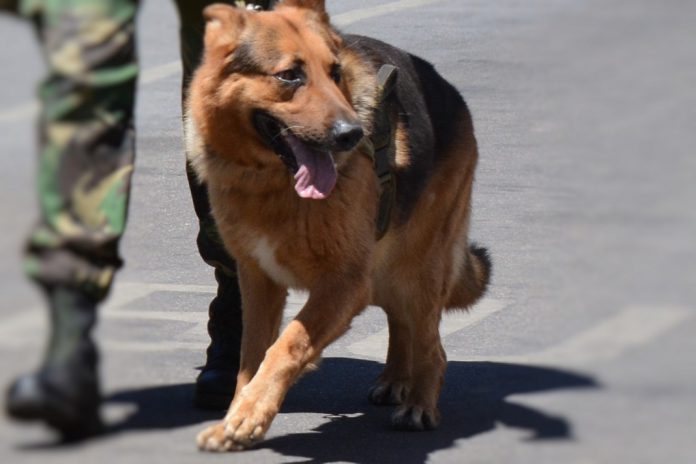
254, 111, 337, 200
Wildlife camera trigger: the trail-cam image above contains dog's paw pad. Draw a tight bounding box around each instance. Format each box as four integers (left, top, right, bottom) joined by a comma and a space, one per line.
391, 405, 440, 431
369, 381, 408, 405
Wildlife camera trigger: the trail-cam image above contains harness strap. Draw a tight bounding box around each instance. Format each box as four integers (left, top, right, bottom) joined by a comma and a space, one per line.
369, 64, 398, 240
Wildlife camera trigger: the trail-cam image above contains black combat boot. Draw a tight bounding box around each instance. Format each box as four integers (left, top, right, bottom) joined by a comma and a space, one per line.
194, 269, 243, 410
5, 286, 103, 441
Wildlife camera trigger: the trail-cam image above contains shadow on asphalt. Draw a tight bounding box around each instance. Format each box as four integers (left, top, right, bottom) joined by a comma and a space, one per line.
14, 357, 597, 460
12, 382, 221, 451
263, 358, 598, 464
105, 383, 221, 433
260, 358, 598, 464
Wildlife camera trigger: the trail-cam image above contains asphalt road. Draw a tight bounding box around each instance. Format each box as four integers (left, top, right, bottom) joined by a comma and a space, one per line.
1, 1, 695, 463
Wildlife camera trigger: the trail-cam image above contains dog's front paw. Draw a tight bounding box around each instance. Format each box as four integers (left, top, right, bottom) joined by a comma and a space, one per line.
197, 422, 242, 452
391, 404, 440, 431
197, 399, 275, 452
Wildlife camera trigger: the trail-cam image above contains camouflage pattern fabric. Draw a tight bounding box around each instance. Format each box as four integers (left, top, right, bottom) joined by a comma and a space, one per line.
3, 0, 274, 301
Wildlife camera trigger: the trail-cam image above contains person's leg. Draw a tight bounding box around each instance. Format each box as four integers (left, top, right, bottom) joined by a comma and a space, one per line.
175, 0, 241, 410
173, 0, 277, 410
5, 0, 139, 439
0, 0, 17, 12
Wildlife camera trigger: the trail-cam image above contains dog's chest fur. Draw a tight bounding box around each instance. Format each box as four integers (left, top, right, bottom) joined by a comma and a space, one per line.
249, 234, 300, 288
207, 153, 379, 290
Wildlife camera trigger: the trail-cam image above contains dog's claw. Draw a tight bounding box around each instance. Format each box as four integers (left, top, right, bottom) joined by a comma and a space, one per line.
391, 405, 440, 431
197, 421, 254, 452
369, 381, 409, 405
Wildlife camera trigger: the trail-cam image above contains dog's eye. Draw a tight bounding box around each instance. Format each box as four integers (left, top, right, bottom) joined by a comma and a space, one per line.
275, 68, 304, 86
330, 64, 342, 84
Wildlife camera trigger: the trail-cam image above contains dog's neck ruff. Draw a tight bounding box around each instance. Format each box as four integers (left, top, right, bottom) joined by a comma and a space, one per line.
204, 146, 292, 195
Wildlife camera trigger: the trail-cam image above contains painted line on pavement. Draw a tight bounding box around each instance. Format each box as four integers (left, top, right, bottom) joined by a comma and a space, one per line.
0, 281, 215, 343
333, 0, 442, 28
0, 277, 691, 364
348, 298, 510, 361
0, 282, 307, 351
104, 281, 216, 309
451, 305, 692, 367
0, 102, 35, 124
0, 61, 186, 124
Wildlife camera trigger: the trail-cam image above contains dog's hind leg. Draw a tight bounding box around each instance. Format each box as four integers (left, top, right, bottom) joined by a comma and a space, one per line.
369, 305, 414, 406
389, 294, 446, 431
370, 267, 447, 430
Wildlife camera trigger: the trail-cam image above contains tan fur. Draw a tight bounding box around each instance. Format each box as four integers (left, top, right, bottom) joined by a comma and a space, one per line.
188, 1, 488, 452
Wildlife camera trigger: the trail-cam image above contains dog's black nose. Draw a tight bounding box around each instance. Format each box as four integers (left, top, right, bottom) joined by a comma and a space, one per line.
331, 120, 364, 151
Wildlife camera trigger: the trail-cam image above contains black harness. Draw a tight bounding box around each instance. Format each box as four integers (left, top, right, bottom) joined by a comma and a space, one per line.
361, 64, 399, 240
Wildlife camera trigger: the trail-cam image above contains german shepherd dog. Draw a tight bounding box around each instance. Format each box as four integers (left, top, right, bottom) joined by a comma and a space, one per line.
187, 0, 490, 451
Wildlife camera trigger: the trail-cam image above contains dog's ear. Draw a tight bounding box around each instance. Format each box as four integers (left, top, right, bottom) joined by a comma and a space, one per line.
203, 4, 247, 47
281, 0, 328, 21
203, 3, 245, 25
282, 0, 326, 11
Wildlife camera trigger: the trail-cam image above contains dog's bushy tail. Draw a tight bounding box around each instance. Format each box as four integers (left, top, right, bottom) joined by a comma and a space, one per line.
446, 243, 491, 310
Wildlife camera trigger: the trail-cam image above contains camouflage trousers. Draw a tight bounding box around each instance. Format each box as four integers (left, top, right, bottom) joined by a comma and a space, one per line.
4, 0, 274, 301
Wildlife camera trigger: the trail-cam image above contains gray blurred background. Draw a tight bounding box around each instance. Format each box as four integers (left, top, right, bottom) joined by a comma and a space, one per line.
1, 0, 694, 463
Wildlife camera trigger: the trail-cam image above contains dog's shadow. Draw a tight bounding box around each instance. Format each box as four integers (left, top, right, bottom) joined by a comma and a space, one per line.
260, 358, 597, 463
113, 358, 598, 463
18, 357, 597, 461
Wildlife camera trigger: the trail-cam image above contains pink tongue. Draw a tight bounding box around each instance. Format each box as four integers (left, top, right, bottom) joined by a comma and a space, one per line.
286, 134, 337, 200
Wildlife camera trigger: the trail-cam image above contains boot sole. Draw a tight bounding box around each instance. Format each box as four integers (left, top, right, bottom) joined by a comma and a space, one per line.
7, 395, 103, 440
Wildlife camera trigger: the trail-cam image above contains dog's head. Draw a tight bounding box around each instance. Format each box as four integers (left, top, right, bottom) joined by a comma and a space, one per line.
191, 0, 363, 200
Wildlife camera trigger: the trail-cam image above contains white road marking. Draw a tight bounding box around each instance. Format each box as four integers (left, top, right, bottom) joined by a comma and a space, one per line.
0, 283, 307, 351
0, 60, 184, 124
451, 305, 692, 367
332, 0, 443, 28
0, 281, 215, 349
140, 60, 181, 84
0, 0, 445, 123
104, 281, 216, 309
102, 340, 206, 353
0, 281, 690, 364
347, 299, 510, 361
0, 101, 36, 123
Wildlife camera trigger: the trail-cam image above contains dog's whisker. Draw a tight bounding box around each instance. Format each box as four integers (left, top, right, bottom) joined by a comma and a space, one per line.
281, 125, 306, 135
272, 125, 306, 142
